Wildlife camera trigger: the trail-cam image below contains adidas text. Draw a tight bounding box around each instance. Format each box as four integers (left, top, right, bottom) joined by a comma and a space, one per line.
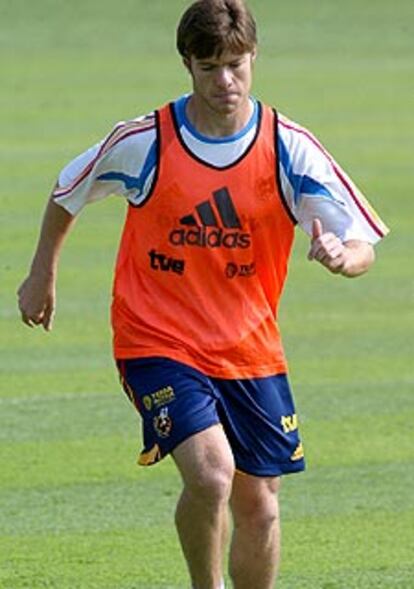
169, 227, 251, 249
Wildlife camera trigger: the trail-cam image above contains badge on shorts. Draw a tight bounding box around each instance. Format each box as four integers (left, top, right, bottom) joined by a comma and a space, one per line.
153, 407, 173, 438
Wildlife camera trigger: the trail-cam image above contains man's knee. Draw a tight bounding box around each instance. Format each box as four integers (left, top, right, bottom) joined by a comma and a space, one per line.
238, 501, 279, 536
231, 476, 280, 531
173, 425, 236, 507
183, 462, 234, 506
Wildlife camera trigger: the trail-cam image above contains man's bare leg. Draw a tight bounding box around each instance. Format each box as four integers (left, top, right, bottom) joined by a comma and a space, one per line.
229, 473, 281, 589
173, 425, 235, 589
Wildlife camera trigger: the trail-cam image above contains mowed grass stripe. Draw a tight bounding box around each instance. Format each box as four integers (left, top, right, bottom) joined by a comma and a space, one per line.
1, 462, 411, 536
1, 511, 412, 589
1, 475, 180, 535
300, 414, 413, 466
280, 462, 414, 520
281, 512, 414, 580
0, 527, 187, 589
0, 394, 136, 442
278, 567, 414, 589
1, 435, 139, 489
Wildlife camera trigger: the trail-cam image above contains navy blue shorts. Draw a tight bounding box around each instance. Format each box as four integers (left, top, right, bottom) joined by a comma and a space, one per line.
117, 357, 305, 477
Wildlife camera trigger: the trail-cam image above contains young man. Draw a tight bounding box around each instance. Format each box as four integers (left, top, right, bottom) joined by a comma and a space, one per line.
18, 1, 388, 587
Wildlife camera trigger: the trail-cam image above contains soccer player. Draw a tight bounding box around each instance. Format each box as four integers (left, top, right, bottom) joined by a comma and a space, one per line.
17, 1, 388, 587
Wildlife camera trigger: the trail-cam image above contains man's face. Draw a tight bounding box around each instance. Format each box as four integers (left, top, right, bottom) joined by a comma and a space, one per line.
185, 50, 256, 116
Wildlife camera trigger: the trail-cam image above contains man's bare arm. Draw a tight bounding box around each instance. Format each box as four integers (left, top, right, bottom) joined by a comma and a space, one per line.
17, 195, 76, 330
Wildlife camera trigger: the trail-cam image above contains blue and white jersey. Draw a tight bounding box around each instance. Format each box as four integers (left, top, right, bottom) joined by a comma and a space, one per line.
53, 95, 388, 243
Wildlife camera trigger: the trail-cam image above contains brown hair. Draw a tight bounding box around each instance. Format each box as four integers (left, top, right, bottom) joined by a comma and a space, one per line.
176, 0, 257, 59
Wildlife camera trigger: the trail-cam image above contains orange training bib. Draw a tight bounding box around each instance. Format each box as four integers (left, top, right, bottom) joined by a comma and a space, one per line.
111, 102, 295, 378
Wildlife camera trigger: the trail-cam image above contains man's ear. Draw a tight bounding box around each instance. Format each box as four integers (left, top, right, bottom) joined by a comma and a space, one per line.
183, 56, 191, 73
251, 46, 258, 63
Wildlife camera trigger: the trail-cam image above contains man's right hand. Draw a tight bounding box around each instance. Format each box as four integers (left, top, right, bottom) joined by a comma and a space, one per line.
17, 273, 56, 331
17, 196, 76, 332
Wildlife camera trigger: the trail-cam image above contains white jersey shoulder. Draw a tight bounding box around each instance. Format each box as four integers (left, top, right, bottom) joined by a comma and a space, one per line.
277, 113, 388, 243
53, 113, 156, 214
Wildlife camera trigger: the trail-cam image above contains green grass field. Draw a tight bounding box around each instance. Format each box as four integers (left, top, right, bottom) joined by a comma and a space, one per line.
1, 0, 413, 587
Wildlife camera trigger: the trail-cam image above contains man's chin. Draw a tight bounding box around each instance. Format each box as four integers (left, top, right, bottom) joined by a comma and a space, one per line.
212, 98, 241, 115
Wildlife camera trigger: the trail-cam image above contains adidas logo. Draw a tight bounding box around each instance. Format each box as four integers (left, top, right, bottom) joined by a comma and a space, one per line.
290, 443, 304, 462
169, 187, 251, 249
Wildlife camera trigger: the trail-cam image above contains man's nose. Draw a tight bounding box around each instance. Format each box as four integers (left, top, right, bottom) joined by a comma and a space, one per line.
215, 66, 232, 88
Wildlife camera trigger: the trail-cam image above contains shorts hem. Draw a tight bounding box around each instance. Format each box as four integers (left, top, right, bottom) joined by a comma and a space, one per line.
235, 459, 306, 478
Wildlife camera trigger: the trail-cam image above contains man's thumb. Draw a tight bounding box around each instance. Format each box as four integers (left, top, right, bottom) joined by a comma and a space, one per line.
312, 218, 323, 240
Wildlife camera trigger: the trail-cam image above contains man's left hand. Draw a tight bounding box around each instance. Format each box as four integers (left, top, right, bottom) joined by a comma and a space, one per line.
307, 218, 349, 274
307, 218, 375, 277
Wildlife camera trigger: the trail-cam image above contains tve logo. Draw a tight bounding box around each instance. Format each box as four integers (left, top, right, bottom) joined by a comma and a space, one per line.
148, 250, 185, 275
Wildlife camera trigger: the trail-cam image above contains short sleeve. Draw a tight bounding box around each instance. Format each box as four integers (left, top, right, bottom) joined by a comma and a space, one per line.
277, 114, 389, 244
53, 113, 157, 215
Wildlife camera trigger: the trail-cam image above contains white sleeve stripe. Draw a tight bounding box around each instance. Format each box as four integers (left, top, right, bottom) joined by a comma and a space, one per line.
279, 118, 389, 238
53, 119, 156, 198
